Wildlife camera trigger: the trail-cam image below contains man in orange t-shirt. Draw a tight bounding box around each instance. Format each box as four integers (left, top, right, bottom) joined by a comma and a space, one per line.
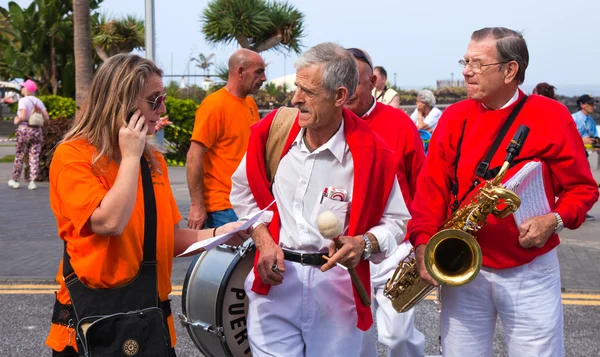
187, 49, 266, 229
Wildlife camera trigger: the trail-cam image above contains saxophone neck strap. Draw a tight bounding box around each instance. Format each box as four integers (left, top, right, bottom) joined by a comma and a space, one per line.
449, 95, 528, 213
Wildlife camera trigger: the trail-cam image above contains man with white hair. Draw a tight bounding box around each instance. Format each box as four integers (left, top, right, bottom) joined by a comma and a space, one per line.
410, 89, 442, 132
410, 27, 598, 356
231, 42, 410, 357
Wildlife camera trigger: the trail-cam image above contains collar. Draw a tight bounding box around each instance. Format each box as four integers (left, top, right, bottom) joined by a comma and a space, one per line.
482, 89, 520, 110
362, 96, 377, 117
293, 117, 347, 164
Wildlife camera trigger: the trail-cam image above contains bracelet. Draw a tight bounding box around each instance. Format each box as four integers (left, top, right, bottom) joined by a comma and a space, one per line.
212, 227, 218, 237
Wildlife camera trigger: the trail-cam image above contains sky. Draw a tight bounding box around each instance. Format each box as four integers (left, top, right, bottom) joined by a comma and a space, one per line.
3, 0, 600, 95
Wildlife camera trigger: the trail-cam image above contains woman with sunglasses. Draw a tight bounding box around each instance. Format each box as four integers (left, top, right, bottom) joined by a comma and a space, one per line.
45, 54, 242, 357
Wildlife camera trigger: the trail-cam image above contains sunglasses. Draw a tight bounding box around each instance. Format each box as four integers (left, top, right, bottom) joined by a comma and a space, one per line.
346, 48, 373, 71
143, 93, 167, 111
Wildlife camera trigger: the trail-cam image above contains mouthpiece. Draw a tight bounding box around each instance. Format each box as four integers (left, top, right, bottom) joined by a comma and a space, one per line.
317, 210, 342, 239
504, 124, 530, 163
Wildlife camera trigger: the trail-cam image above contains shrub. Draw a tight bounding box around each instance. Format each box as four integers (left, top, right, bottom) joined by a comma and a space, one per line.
37, 95, 77, 120
163, 97, 198, 165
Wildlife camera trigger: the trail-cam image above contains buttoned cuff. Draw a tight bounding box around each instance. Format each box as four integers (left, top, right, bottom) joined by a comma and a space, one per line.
366, 226, 399, 264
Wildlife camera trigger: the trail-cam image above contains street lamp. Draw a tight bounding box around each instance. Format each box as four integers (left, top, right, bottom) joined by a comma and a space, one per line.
145, 0, 164, 148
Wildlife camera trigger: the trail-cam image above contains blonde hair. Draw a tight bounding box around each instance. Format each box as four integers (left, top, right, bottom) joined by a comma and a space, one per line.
62, 54, 163, 174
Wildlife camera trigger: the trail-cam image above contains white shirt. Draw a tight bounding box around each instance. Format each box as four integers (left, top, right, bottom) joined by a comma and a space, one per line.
410, 106, 443, 132
231, 119, 410, 263
17, 96, 46, 120
482, 89, 519, 110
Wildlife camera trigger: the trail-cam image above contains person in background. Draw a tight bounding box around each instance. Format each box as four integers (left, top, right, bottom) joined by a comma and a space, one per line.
410, 89, 443, 133
533, 82, 557, 100
372, 66, 400, 108
8, 79, 49, 190
345, 47, 426, 357
45, 54, 243, 357
572, 94, 600, 221
186, 49, 266, 229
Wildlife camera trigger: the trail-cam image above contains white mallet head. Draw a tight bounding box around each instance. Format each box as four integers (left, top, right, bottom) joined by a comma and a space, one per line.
317, 210, 342, 240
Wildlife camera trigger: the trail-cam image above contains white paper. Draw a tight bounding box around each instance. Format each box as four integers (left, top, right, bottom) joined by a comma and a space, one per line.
177, 200, 275, 257
503, 161, 551, 227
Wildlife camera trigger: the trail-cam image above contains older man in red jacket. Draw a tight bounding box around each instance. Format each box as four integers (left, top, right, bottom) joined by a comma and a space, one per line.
230, 43, 410, 357
345, 48, 426, 357
409, 27, 599, 357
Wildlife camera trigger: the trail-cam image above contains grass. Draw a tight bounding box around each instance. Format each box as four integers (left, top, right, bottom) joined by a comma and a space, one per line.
0, 155, 14, 163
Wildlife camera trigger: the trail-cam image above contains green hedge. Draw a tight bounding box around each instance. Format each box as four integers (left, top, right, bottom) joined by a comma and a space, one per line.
163, 97, 198, 165
37, 95, 77, 120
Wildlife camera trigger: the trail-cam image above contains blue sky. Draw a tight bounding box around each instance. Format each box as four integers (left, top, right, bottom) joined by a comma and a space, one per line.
3, 0, 600, 95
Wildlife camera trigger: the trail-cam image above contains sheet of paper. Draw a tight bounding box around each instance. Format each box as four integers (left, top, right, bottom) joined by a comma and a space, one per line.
177, 200, 275, 257
503, 161, 551, 227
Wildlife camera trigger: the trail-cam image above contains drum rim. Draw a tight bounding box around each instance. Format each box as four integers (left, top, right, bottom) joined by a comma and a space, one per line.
182, 243, 255, 357
181, 252, 213, 357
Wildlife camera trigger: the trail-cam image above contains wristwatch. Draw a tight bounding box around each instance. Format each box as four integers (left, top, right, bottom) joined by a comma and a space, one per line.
361, 234, 372, 260
551, 212, 564, 234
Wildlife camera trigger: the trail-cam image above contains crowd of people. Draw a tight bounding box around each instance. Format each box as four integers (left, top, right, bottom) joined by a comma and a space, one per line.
28, 25, 600, 357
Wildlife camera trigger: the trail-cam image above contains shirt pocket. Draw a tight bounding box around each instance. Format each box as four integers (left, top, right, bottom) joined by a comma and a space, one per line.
310, 196, 351, 235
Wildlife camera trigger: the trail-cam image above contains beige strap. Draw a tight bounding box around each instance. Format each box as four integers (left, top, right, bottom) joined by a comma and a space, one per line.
265, 107, 299, 182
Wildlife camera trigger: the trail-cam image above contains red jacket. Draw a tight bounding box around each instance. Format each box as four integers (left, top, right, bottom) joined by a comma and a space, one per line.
409, 90, 599, 268
245, 108, 398, 330
363, 101, 425, 212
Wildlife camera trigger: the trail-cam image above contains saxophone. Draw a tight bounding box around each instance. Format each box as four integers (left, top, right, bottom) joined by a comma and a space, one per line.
384, 125, 530, 313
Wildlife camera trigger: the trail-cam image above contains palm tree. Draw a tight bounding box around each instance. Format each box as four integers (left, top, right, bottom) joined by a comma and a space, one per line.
192, 53, 215, 78
214, 63, 229, 82
92, 14, 145, 61
201, 0, 305, 54
73, 0, 93, 106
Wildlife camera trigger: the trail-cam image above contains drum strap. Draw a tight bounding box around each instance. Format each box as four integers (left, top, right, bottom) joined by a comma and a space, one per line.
265, 107, 299, 183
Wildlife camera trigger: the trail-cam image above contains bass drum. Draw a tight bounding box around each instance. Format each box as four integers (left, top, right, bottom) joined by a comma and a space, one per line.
180, 239, 255, 357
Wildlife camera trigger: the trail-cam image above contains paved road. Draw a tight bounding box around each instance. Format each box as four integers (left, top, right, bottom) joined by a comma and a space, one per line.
1, 286, 599, 356
1, 142, 600, 356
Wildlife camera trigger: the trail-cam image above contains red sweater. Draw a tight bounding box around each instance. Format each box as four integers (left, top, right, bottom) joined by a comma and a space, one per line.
363, 102, 425, 212
409, 90, 599, 268
245, 108, 398, 330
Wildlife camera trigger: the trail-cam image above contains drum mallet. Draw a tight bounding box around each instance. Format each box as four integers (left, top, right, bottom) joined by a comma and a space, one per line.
317, 210, 371, 306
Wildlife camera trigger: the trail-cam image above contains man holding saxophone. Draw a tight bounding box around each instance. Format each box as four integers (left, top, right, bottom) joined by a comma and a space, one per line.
408, 27, 599, 356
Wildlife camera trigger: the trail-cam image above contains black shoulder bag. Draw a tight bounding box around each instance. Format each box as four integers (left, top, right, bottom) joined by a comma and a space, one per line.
62, 156, 171, 357
449, 96, 529, 212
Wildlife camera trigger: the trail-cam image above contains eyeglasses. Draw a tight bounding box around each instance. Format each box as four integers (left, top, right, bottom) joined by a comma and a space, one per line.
142, 93, 167, 111
346, 48, 373, 72
458, 59, 508, 74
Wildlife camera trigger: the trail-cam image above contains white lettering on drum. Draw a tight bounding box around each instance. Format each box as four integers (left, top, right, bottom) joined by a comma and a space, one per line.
228, 287, 251, 354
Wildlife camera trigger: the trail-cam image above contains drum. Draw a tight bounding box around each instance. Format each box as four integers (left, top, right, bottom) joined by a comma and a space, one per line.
180, 239, 255, 357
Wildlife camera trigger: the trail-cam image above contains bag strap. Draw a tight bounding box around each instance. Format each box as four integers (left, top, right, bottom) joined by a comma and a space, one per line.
26, 96, 41, 113
265, 107, 299, 183
449, 95, 528, 212
376, 87, 388, 101
63, 156, 158, 277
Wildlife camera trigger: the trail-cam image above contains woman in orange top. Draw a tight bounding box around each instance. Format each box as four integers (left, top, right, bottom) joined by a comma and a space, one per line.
47, 54, 242, 357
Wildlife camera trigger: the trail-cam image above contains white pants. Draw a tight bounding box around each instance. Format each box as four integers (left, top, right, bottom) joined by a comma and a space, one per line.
244, 260, 376, 357
361, 241, 425, 357
441, 248, 564, 357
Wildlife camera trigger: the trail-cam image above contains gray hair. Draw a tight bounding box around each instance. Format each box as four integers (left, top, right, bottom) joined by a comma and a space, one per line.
417, 90, 436, 107
294, 42, 358, 98
471, 27, 529, 84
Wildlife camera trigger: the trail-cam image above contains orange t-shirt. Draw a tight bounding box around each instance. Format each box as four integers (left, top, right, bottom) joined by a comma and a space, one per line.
45, 139, 182, 352
191, 88, 259, 212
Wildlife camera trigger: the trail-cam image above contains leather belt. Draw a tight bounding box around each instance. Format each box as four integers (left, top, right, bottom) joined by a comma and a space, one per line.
282, 249, 327, 266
